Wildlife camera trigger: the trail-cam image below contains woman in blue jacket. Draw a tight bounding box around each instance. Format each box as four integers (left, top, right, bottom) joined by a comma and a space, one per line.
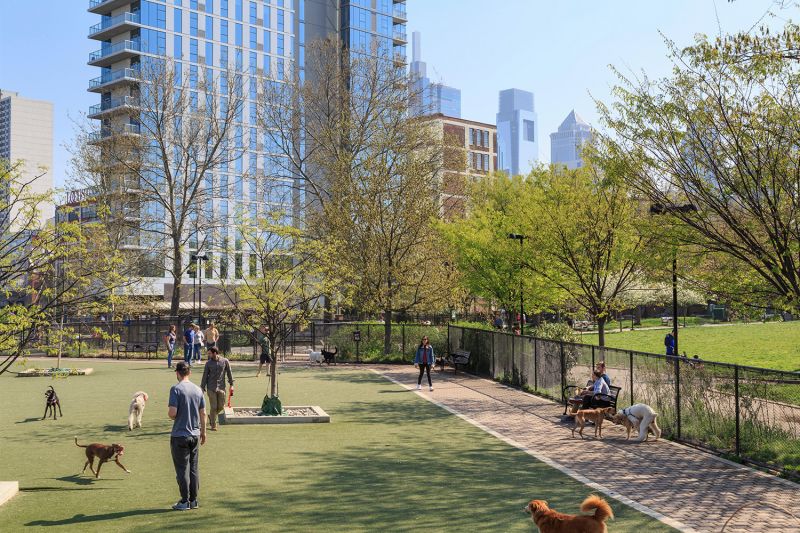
414, 336, 434, 391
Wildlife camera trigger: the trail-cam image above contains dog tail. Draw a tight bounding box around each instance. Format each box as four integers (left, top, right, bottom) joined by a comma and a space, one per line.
581, 495, 613, 523
74, 437, 87, 448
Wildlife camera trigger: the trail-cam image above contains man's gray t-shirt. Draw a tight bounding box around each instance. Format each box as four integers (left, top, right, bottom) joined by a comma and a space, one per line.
169, 380, 205, 437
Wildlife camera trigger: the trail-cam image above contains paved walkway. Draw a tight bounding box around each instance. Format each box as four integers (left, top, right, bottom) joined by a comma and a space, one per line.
374, 365, 799, 533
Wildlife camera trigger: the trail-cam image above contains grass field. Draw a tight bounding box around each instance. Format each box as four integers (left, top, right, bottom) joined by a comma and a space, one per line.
0, 361, 673, 532
580, 321, 800, 371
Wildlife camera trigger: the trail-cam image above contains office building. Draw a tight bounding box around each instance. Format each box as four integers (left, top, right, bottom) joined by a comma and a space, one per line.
428, 113, 496, 218
550, 110, 592, 169
0, 90, 55, 228
496, 88, 538, 177
409, 31, 460, 117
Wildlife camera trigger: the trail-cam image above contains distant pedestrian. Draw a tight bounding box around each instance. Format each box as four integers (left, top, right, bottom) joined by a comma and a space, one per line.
414, 336, 434, 392
164, 324, 177, 369
204, 322, 219, 350
193, 324, 205, 363
493, 315, 503, 330
168, 361, 206, 511
200, 347, 234, 431
183, 324, 195, 366
256, 325, 272, 378
665, 331, 675, 356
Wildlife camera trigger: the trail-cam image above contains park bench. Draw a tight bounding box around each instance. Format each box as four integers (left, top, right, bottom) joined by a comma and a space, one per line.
440, 348, 471, 374
562, 384, 622, 417
115, 342, 159, 360
661, 316, 673, 326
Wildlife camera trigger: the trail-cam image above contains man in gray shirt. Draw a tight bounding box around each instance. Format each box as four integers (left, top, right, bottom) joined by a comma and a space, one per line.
200, 346, 234, 431
168, 361, 206, 511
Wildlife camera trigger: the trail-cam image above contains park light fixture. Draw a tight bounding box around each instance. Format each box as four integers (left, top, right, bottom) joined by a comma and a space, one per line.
191, 253, 209, 326
507, 233, 527, 335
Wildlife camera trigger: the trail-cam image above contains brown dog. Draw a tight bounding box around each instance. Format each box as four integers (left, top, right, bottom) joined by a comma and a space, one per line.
523, 495, 614, 533
572, 407, 613, 439
75, 437, 131, 478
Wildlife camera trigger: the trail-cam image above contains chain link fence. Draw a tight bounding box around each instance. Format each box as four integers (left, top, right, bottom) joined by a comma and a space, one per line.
448, 325, 800, 480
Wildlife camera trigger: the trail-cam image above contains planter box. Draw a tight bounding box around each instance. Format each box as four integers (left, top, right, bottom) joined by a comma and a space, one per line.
16, 368, 94, 377
220, 406, 330, 424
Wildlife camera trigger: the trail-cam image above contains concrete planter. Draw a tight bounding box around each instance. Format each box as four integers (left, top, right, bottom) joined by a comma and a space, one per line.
220, 406, 330, 424
16, 368, 94, 377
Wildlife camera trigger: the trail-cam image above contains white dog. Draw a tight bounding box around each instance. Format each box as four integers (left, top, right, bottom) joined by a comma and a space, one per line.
128, 391, 149, 430
617, 403, 661, 442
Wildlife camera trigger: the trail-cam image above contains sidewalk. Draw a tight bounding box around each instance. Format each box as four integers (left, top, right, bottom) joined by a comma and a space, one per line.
374, 365, 798, 533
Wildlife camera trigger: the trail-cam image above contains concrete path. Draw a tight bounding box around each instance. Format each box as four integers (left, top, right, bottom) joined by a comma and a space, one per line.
374, 365, 799, 533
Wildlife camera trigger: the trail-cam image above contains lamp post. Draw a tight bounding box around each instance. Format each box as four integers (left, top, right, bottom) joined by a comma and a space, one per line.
649, 203, 697, 357
508, 233, 527, 335
191, 253, 208, 327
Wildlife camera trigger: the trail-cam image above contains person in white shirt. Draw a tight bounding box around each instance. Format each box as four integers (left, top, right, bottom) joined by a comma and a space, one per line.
192, 324, 205, 363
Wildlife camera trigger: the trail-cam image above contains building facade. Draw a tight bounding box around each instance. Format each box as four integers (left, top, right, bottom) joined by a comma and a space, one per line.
428, 113, 496, 218
409, 31, 460, 118
550, 110, 592, 169
0, 90, 55, 228
496, 88, 538, 177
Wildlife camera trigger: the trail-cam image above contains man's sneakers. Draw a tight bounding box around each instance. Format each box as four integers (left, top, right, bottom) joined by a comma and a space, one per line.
190, 500, 199, 509
172, 501, 190, 511
416, 384, 421, 390
429, 386, 434, 391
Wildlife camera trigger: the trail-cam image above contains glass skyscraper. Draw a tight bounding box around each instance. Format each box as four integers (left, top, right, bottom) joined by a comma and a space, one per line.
409, 31, 461, 118
550, 110, 593, 169
496, 88, 538, 177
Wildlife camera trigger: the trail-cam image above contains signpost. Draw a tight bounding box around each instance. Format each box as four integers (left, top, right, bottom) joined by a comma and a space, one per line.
353, 330, 361, 363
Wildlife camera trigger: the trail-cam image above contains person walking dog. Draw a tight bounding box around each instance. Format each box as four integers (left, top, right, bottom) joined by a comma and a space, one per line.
200, 347, 234, 431
414, 336, 434, 391
168, 362, 206, 510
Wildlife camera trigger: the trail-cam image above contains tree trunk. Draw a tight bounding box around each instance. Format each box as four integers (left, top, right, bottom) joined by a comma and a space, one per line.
384, 309, 392, 355
170, 247, 183, 316
269, 333, 278, 397
597, 315, 606, 347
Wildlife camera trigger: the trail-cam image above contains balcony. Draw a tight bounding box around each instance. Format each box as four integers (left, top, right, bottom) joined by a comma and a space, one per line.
88, 123, 141, 143
88, 0, 132, 16
88, 40, 141, 67
392, 29, 407, 44
88, 67, 140, 92
392, 6, 407, 22
89, 12, 141, 41
88, 96, 139, 119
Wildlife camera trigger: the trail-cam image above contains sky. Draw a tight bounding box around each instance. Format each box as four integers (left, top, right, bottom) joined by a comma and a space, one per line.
0, 0, 792, 189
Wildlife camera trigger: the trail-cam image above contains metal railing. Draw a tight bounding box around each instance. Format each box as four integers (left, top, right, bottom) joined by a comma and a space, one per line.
89, 67, 140, 89
447, 325, 800, 481
89, 11, 140, 35
89, 40, 141, 62
88, 95, 139, 116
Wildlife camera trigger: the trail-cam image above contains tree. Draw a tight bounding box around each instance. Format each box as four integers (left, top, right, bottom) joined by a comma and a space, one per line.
218, 206, 339, 399
438, 173, 556, 318
599, 24, 800, 312
257, 39, 454, 354
75, 59, 245, 315
0, 161, 131, 374
519, 159, 651, 346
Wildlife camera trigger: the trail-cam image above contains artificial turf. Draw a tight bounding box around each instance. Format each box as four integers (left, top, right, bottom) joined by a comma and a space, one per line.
579, 321, 800, 371
0, 361, 674, 532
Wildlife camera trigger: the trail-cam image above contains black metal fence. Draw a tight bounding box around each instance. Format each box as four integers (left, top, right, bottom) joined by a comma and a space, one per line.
448, 325, 800, 480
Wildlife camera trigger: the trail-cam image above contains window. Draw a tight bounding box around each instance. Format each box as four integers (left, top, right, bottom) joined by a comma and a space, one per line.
206, 0, 214, 13
235, 23, 243, 46
250, 26, 257, 49
174, 35, 183, 58
276, 58, 284, 80
235, 254, 243, 279
523, 119, 535, 142
236, 0, 243, 21
221, 0, 228, 17
221, 20, 228, 43
190, 12, 198, 36
277, 34, 284, 56
263, 53, 270, 76
174, 8, 182, 32
205, 15, 213, 39
189, 64, 198, 88
205, 41, 213, 65
249, 52, 257, 76
277, 9, 284, 31
190, 38, 198, 61
220, 44, 228, 66
250, 1, 257, 23
263, 30, 271, 52
469, 128, 475, 146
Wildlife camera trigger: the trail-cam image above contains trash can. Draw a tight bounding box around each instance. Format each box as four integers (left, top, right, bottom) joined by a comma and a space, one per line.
218, 336, 231, 355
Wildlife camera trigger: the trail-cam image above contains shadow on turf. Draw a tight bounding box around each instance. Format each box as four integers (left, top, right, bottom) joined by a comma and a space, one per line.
25, 508, 171, 526
16, 417, 46, 424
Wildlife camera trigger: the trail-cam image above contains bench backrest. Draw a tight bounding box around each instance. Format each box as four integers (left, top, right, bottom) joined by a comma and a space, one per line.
607, 386, 621, 400
453, 349, 470, 357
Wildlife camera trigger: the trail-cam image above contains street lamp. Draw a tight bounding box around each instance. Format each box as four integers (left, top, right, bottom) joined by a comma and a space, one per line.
649, 203, 697, 357
507, 233, 527, 335
191, 253, 208, 327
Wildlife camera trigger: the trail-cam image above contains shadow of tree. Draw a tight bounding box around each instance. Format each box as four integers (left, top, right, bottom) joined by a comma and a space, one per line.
25, 508, 171, 526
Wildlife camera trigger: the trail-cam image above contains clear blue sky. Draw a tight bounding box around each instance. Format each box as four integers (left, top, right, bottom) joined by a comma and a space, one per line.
0, 0, 791, 188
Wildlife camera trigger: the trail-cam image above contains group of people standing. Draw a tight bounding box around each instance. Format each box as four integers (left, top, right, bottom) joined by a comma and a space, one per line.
163, 323, 220, 369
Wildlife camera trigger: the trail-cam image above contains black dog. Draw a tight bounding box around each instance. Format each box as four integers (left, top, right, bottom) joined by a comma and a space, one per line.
322, 347, 338, 365
44, 386, 62, 420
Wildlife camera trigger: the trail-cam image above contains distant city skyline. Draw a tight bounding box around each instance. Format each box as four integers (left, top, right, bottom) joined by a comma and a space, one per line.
0, 0, 788, 186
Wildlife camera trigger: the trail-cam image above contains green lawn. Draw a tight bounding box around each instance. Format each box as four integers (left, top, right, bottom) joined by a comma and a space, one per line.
0, 361, 673, 532
580, 321, 800, 371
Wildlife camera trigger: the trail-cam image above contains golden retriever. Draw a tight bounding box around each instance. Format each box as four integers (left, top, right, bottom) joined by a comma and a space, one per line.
523, 495, 613, 533
572, 407, 613, 439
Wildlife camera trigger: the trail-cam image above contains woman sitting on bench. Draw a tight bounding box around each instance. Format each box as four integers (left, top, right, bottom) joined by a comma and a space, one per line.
580, 370, 611, 409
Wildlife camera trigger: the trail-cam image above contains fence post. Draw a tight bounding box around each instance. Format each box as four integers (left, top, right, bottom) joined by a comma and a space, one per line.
511, 333, 515, 383
629, 351, 634, 405
491, 330, 496, 379
402, 323, 406, 356
560, 341, 566, 402
734, 365, 741, 457
78, 322, 82, 358
311, 322, 316, 351
447, 324, 451, 354
533, 338, 538, 392
591, 344, 595, 370
674, 357, 681, 440
367, 323, 371, 341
